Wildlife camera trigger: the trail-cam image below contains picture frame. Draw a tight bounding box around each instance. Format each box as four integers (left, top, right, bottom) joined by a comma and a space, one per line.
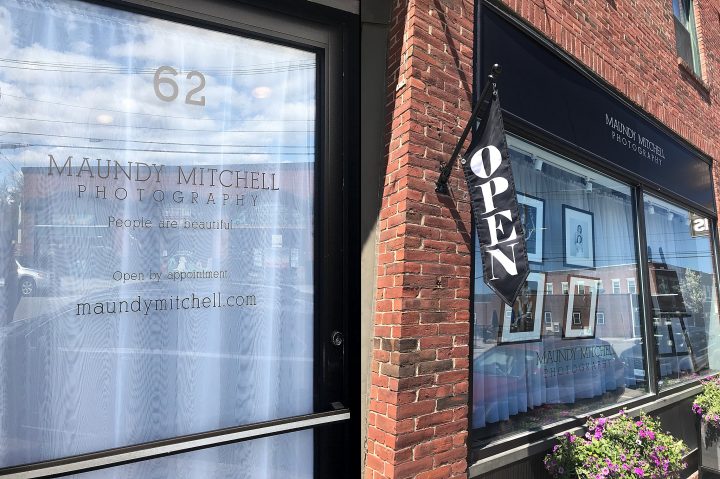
499, 272, 546, 344
562, 205, 595, 269
563, 275, 599, 339
649, 266, 687, 314
517, 193, 544, 263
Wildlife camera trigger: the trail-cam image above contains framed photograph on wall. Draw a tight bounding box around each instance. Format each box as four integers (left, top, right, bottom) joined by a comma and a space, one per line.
563, 275, 599, 339
499, 272, 546, 344
563, 205, 595, 269
517, 193, 544, 263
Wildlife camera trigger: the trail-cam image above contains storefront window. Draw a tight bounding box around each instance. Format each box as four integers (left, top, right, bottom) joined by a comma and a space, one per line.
472, 137, 648, 440
0, 0, 316, 467
643, 195, 720, 390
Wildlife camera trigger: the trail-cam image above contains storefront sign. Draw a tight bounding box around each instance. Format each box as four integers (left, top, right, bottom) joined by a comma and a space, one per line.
480, 7, 714, 212
463, 92, 529, 305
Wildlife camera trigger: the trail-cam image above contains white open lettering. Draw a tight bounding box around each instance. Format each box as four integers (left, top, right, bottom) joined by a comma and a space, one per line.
470, 145, 502, 179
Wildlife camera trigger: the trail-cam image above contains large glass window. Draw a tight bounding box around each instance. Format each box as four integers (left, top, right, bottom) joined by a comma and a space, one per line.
643, 195, 720, 390
472, 137, 648, 440
0, 0, 316, 467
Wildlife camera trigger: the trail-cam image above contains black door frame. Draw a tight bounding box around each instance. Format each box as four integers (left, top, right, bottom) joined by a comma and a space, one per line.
0, 0, 359, 477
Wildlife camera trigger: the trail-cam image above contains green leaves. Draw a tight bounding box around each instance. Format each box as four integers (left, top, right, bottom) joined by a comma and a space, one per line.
544, 411, 688, 479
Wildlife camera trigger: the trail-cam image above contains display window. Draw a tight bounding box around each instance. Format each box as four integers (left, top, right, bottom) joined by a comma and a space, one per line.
472, 136, 649, 441
643, 195, 720, 389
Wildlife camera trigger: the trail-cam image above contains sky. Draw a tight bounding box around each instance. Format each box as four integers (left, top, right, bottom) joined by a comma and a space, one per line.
0, 0, 316, 179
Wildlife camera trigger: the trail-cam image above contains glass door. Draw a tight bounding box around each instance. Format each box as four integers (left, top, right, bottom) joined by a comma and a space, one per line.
0, 0, 350, 476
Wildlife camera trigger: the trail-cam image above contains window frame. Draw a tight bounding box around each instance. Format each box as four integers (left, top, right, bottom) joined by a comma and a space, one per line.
672, 0, 703, 77
467, 133, 719, 466
0, 0, 358, 478
640, 190, 720, 394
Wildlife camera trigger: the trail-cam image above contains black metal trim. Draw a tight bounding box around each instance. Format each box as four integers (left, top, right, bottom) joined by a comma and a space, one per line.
634, 186, 658, 395
0, 409, 351, 478
502, 112, 717, 218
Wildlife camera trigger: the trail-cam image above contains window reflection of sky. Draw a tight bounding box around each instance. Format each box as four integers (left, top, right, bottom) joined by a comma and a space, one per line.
0, 0, 316, 177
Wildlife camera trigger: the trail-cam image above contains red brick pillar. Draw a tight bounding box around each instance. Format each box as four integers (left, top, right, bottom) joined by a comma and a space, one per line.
365, 1, 475, 478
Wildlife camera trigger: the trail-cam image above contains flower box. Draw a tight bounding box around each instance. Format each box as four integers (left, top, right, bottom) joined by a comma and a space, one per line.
545, 411, 688, 478
692, 377, 720, 474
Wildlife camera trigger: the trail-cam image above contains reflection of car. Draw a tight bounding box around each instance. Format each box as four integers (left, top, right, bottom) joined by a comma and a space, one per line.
16, 260, 50, 297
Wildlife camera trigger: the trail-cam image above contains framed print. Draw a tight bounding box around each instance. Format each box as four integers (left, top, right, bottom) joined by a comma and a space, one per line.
649, 266, 688, 314
517, 193, 544, 263
562, 205, 595, 269
499, 272, 546, 343
563, 275, 599, 339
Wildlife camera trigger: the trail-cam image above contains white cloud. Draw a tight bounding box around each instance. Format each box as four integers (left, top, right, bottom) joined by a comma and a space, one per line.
0, 0, 316, 172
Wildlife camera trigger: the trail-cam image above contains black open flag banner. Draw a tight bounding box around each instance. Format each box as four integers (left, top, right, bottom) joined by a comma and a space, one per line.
462, 89, 529, 306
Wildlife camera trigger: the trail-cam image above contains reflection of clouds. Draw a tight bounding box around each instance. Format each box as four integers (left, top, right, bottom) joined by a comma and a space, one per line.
0, 7, 16, 55
0, 0, 315, 171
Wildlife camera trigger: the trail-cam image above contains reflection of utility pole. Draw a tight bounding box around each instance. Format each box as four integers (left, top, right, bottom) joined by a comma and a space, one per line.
0, 188, 19, 324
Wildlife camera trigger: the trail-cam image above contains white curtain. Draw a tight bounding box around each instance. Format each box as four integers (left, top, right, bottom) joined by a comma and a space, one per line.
0, 0, 315, 474
472, 148, 639, 429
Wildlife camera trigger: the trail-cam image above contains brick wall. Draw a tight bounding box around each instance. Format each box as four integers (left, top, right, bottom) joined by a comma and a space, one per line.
365, 0, 720, 477
365, 0, 475, 477
497, 0, 720, 207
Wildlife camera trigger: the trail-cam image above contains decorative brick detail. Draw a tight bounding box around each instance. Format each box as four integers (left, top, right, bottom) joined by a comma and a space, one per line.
365, 0, 475, 478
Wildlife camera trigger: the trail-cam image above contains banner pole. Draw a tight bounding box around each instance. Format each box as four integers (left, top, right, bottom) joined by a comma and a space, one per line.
435, 63, 502, 195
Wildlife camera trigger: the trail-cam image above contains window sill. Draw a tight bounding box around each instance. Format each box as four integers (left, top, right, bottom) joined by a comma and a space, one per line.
468, 382, 704, 478
677, 57, 711, 95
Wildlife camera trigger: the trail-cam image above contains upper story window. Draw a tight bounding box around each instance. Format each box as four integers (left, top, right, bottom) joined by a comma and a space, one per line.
627, 278, 637, 294
673, 0, 702, 76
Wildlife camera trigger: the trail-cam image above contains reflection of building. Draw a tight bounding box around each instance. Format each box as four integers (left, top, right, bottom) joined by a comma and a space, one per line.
19, 163, 314, 285
476, 264, 641, 341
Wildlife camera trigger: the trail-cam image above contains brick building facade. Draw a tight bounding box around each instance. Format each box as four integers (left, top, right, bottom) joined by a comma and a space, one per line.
362, 0, 720, 477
